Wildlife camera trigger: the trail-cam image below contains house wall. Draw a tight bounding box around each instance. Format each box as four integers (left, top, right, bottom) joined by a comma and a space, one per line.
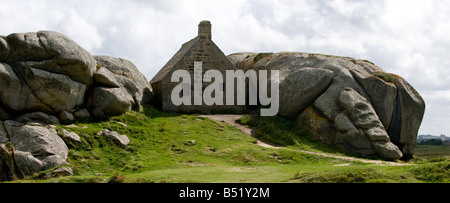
161, 39, 245, 114
151, 81, 163, 110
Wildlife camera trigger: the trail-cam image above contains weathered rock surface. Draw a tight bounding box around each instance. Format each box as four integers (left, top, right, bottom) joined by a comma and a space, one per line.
58, 129, 82, 147
97, 129, 130, 148
0, 31, 153, 119
0, 121, 68, 179
6, 31, 96, 85
390, 76, 426, 159
279, 68, 334, 119
88, 55, 153, 117
228, 52, 425, 160
87, 87, 135, 117
74, 109, 90, 118
0, 31, 94, 115
43, 166, 73, 179
0, 30, 152, 180
338, 87, 402, 160
58, 111, 75, 122
352, 71, 397, 130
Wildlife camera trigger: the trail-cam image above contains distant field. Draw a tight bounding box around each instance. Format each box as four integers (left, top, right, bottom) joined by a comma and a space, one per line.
414, 145, 450, 160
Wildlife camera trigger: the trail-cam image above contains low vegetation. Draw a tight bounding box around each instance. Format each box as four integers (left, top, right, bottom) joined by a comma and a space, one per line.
235, 114, 256, 127
10, 106, 449, 183
253, 53, 273, 63
414, 145, 450, 160
373, 71, 396, 83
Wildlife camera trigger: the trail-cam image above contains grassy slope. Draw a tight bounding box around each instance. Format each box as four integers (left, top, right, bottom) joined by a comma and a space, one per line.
16, 106, 450, 183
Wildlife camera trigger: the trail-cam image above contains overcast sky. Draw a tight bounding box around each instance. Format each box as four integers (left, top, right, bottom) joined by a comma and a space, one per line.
1, 0, 449, 136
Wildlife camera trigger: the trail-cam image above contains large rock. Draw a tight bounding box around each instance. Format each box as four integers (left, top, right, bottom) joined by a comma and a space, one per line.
279, 68, 334, 119
0, 31, 94, 115
0, 36, 9, 59
14, 62, 87, 113
352, 70, 397, 130
0, 121, 8, 143
93, 67, 121, 88
94, 55, 153, 105
338, 88, 402, 160
87, 87, 135, 117
15, 111, 59, 124
297, 106, 336, 145
0, 105, 12, 121
0, 30, 152, 181
389, 76, 425, 159
5, 31, 96, 85
88, 56, 153, 117
0, 30, 152, 119
0, 62, 52, 113
228, 52, 425, 160
0, 143, 16, 180
1, 121, 68, 178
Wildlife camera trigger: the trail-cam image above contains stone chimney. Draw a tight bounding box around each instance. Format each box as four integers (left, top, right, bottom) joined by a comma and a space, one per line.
198, 20, 212, 40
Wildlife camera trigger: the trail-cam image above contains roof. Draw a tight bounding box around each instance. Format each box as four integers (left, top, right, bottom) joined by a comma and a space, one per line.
150, 37, 198, 84
150, 21, 235, 85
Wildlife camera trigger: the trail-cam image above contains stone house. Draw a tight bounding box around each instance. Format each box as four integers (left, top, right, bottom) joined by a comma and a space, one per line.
150, 21, 244, 113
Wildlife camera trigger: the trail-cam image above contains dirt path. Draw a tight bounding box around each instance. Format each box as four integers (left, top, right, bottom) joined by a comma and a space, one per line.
197, 114, 411, 166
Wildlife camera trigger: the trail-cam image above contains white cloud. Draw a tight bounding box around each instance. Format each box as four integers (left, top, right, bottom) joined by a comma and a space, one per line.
55, 9, 105, 52
0, 0, 449, 136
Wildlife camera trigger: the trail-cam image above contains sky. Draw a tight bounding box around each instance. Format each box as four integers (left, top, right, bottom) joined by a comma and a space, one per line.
0, 0, 449, 136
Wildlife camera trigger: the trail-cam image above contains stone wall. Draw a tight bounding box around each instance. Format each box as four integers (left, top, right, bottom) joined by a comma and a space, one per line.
158, 21, 244, 114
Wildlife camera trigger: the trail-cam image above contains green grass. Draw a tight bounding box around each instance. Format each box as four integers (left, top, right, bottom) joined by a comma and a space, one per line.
290, 166, 418, 183
235, 114, 256, 127
373, 71, 395, 83
256, 116, 341, 153
253, 53, 273, 63
414, 145, 450, 160
8, 105, 449, 183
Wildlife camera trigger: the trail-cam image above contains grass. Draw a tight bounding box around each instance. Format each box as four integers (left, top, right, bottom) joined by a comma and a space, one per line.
290, 166, 417, 183
256, 116, 341, 153
7, 105, 449, 183
253, 53, 273, 63
373, 71, 395, 83
235, 114, 256, 127
414, 145, 450, 160
410, 159, 450, 183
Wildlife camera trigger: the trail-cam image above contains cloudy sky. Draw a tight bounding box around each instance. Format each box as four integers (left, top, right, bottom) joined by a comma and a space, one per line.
1, 0, 449, 136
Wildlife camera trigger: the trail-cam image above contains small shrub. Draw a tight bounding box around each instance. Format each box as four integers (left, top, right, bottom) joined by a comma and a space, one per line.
256, 116, 309, 146
293, 168, 386, 183
96, 63, 102, 70
108, 172, 125, 183
253, 53, 273, 63
411, 160, 450, 183
236, 115, 255, 127
373, 71, 395, 83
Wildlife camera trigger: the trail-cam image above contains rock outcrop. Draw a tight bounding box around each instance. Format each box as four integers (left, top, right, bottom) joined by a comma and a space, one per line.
0, 121, 68, 179
0, 30, 153, 180
97, 129, 130, 148
228, 52, 425, 160
0, 31, 153, 118
88, 55, 153, 117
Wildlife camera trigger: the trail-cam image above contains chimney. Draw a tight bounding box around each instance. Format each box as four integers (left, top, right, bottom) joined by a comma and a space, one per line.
198, 20, 212, 40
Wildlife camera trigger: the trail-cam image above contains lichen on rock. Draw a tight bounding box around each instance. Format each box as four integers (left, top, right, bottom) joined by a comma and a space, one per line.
228, 52, 425, 160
